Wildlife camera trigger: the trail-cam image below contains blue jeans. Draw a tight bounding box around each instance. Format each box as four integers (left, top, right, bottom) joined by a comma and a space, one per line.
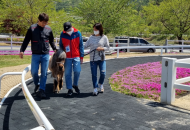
31, 54, 49, 91
64, 57, 81, 89
90, 60, 106, 88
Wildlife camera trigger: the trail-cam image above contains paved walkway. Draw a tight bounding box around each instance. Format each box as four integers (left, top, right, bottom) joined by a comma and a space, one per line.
1, 56, 190, 130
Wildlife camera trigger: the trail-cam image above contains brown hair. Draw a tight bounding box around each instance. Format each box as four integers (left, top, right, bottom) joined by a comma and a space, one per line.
38, 13, 49, 22
93, 23, 103, 36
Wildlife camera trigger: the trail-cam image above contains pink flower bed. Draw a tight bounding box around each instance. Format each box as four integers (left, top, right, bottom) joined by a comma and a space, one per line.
109, 62, 190, 100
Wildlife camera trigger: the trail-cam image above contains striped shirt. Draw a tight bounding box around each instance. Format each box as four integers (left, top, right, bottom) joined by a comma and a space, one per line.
84, 35, 110, 61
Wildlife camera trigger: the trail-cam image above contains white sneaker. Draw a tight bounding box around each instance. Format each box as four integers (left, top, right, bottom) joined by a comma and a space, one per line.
93, 88, 98, 96
98, 84, 104, 93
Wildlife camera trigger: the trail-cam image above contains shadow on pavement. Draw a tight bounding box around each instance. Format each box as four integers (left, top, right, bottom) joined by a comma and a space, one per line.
2, 89, 23, 130
145, 101, 190, 115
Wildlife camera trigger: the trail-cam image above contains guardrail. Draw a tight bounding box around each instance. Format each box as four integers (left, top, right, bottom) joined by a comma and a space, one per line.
0, 36, 60, 50
0, 67, 54, 129
108, 45, 190, 58
21, 65, 54, 130
161, 57, 190, 104
165, 40, 190, 53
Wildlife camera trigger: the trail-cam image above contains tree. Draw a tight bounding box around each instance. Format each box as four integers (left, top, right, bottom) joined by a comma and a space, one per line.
56, 0, 82, 11
0, 0, 70, 36
133, 0, 150, 12
143, 0, 190, 41
72, 0, 132, 35
49, 9, 71, 36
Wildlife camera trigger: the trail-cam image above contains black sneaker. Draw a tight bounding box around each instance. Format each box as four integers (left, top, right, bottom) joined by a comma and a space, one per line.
37, 89, 47, 99
34, 85, 39, 93
67, 89, 73, 96
73, 86, 80, 95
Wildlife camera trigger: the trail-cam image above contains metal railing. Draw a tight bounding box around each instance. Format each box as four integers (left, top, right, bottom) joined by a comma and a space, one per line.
108, 45, 190, 58
0, 36, 60, 50
0, 59, 54, 129
161, 57, 190, 104
165, 39, 190, 53
21, 65, 54, 130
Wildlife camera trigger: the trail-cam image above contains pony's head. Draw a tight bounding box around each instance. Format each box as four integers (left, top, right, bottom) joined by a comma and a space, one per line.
51, 49, 66, 75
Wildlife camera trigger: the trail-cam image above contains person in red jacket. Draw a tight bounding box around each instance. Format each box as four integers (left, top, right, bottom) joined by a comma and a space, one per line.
59, 22, 84, 96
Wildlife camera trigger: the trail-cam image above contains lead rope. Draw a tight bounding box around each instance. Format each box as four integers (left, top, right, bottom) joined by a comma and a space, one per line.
84, 49, 96, 56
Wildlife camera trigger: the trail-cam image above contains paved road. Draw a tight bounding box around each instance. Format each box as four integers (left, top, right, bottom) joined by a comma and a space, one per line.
1, 56, 190, 130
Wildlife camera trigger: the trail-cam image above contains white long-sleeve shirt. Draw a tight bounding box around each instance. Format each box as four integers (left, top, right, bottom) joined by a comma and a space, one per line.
84, 35, 110, 61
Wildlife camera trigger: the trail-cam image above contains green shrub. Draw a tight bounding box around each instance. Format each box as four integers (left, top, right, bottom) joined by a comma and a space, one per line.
169, 35, 176, 40
157, 35, 168, 41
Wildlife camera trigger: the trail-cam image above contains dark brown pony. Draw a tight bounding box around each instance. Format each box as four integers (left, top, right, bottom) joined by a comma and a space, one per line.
49, 49, 66, 93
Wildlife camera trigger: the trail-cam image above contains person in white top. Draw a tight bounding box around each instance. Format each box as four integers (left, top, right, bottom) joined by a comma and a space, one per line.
84, 23, 110, 96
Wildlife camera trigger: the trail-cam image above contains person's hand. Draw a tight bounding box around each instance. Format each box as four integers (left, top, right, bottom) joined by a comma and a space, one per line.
80, 59, 83, 64
96, 47, 104, 51
19, 52, 24, 59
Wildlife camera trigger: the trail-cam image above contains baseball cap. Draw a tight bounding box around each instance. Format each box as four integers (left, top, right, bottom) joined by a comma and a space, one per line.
64, 22, 72, 31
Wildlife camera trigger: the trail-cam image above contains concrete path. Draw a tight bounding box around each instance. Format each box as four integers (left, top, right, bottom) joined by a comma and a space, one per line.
1, 56, 190, 130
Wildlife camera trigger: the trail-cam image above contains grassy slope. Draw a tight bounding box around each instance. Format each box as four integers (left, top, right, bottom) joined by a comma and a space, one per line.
0, 55, 31, 68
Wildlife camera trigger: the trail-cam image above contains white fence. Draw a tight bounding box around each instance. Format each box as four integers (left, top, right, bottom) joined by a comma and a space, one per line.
161, 57, 190, 104
1, 36, 190, 56
0, 36, 59, 50
109, 45, 190, 58
21, 65, 54, 130
165, 39, 190, 53
0, 65, 55, 129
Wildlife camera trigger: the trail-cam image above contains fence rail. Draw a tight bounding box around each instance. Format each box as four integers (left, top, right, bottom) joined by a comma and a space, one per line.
165, 39, 190, 53
21, 65, 54, 130
0, 68, 54, 129
161, 57, 190, 104
2, 45, 190, 56
0, 36, 59, 50
2, 36, 190, 56
108, 45, 190, 58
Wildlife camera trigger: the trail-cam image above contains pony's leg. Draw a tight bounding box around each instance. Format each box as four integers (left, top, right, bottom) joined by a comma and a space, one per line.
59, 73, 63, 90
53, 78, 57, 93
62, 72, 64, 89
57, 75, 60, 93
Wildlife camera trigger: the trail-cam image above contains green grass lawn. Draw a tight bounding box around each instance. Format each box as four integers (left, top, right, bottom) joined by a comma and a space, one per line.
0, 55, 31, 68
0, 55, 90, 68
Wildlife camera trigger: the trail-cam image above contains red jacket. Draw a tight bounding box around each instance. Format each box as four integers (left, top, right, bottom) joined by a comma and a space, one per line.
59, 27, 84, 59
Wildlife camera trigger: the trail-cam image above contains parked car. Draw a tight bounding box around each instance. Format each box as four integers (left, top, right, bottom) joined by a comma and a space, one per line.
82, 36, 89, 43
114, 36, 156, 53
